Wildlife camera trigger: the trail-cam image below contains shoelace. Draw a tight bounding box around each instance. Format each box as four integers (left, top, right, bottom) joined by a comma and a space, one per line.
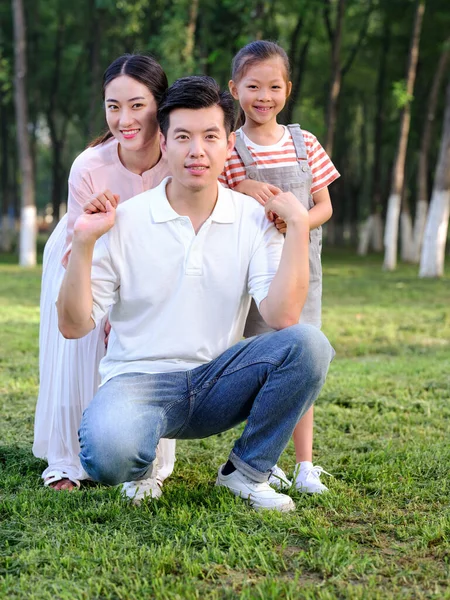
307, 465, 333, 480
293, 464, 333, 481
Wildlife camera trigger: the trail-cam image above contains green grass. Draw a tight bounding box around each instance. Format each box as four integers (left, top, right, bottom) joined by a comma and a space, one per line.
1, 249, 449, 599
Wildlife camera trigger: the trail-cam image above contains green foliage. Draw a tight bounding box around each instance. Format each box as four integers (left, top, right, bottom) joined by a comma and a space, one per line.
1, 251, 449, 598
2, 0, 450, 234
392, 79, 414, 110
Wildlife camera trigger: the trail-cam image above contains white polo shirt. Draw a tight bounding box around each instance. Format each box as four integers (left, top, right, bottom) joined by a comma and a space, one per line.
91, 178, 284, 384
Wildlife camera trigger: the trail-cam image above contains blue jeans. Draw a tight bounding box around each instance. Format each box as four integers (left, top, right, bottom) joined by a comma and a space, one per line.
79, 324, 334, 484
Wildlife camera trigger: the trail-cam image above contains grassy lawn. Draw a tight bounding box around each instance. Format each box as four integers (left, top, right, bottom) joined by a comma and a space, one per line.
0, 249, 449, 599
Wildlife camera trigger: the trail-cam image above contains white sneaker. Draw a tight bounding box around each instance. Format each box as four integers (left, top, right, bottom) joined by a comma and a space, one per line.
215, 465, 295, 512
122, 477, 163, 505
294, 462, 331, 494
268, 465, 292, 489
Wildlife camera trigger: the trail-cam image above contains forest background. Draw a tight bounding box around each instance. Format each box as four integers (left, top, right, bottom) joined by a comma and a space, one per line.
1, 0, 450, 274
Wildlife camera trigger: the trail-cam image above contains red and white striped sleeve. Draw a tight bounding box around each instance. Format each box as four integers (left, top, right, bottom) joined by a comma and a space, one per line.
303, 131, 340, 195
219, 149, 247, 189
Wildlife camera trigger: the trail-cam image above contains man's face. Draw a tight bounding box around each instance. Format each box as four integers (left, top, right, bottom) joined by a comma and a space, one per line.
160, 105, 235, 192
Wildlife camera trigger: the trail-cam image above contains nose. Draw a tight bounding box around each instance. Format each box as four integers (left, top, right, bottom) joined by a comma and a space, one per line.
189, 137, 205, 157
119, 107, 134, 128
257, 87, 270, 101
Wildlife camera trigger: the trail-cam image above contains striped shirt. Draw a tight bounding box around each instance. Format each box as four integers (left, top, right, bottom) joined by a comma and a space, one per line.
219, 127, 340, 195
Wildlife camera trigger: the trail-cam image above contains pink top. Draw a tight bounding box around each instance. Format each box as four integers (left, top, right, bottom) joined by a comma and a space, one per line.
66, 137, 170, 247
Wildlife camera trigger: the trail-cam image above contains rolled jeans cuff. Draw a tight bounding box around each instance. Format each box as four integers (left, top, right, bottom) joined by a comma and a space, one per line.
229, 451, 270, 483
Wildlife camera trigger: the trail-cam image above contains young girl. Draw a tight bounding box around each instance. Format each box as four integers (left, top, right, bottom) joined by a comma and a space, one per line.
34, 54, 176, 500
219, 40, 340, 493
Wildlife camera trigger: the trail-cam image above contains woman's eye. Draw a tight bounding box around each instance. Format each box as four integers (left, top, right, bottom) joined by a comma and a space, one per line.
132, 103, 144, 109
107, 105, 118, 111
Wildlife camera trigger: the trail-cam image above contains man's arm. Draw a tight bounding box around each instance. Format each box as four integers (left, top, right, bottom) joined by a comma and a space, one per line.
57, 199, 116, 339
258, 192, 310, 330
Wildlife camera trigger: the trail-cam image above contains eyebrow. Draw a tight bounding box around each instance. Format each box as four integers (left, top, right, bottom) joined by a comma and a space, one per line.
172, 126, 222, 134
105, 96, 146, 103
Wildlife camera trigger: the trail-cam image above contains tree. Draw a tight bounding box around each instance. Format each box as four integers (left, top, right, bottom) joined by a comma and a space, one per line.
419, 76, 450, 277
412, 37, 450, 262
383, 0, 425, 271
12, 0, 36, 266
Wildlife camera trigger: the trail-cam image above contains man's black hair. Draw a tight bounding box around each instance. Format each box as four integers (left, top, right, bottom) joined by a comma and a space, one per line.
157, 76, 235, 137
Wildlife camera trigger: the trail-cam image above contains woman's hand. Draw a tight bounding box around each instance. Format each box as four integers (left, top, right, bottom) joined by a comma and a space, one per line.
83, 189, 119, 214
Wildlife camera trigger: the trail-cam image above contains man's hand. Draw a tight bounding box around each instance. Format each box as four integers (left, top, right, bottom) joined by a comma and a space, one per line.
264, 191, 309, 226
73, 199, 116, 245
234, 180, 282, 206
83, 189, 119, 214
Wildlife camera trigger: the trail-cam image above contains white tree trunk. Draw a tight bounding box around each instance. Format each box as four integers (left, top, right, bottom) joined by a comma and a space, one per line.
420, 76, 450, 277
357, 216, 373, 256
13, 0, 36, 267
411, 199, 428, 262
400, 211, 414, 262
372, 213, 383, 251
383, 193, 401, 269
19, 204, 36, 266
0, 214, 14, 252
419, 190, 450, 277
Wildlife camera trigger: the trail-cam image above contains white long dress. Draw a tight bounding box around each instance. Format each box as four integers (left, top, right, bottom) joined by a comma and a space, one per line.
33, 138, 176, 484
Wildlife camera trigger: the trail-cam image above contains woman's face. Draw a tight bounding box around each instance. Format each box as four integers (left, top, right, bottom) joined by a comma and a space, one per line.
104, 75, 159, 152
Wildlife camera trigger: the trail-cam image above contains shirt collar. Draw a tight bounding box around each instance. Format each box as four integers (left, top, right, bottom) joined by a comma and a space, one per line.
150, 178, 235, 224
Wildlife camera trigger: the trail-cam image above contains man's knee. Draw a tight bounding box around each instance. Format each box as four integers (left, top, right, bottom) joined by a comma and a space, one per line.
279, 324, 334, 381
79, 409, 157, 485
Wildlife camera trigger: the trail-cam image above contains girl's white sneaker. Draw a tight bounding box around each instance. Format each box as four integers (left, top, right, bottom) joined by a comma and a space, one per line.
294, 461, 331, 494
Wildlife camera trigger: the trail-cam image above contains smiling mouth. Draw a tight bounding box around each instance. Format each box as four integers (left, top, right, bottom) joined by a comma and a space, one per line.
254, 106, 273, 112
121, 129, 140, 137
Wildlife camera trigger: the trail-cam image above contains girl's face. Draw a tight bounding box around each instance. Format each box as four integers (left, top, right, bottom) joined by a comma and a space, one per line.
229, 57, 292, 127
104, 75, 159, 152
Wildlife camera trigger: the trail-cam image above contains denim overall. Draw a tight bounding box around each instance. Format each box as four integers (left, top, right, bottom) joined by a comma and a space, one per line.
235, 124, 323, 336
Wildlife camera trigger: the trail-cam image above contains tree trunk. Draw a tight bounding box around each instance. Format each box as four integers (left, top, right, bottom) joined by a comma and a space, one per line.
383, 0, 425, 271
1, 101, 13, 252
183, 0, 199, 72
88, 1, 103, 138
12, 0, 36, 266
359, 15, 390, 256
419, 77, 450, 278
412, 37, 450, 262
324, 0, 345, 157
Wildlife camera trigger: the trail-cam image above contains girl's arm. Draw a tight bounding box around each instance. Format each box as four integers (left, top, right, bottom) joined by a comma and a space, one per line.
308, 186, 333, 229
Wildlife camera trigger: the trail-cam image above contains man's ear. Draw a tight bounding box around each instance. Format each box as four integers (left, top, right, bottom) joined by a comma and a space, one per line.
160, 131, 167, 156
286, 80, 293, 98
226, 131, 236, 159
229, 80, 239, 100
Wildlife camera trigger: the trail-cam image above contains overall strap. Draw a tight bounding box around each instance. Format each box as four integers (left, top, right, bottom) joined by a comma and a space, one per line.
234, 131, 256, 167
287, 124, 308, 160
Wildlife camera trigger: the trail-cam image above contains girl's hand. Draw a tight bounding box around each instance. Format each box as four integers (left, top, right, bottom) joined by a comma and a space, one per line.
265, 191, 309, 226
83, 190, 120, 214
275, 216, 287, 234
104, 318, 111, 348
234, 180, 282, 206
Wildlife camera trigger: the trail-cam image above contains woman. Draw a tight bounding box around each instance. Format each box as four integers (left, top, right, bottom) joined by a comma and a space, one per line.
34, 54, 176, 497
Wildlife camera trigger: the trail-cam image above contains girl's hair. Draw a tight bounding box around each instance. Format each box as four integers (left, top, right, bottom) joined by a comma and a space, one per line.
231, 40, 291, 129
89, 54, 168, 147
